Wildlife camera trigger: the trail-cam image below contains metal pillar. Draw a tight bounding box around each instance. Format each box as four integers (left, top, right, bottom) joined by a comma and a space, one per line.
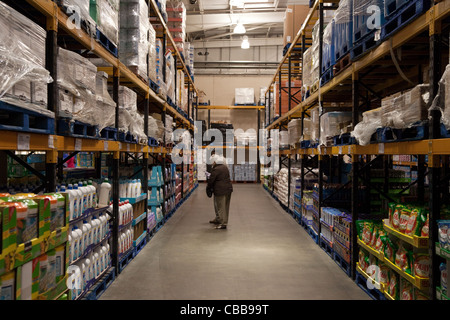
257, 109, 261, 183
278, 70, 282, 117
111, 151, 120, 274
288, 55, 292, 111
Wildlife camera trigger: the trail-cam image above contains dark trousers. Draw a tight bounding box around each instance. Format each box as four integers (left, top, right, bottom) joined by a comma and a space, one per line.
214, 193, 231, 225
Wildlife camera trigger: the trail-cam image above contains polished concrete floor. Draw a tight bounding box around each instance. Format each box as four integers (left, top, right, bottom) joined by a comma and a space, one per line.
100, 183, 370, 300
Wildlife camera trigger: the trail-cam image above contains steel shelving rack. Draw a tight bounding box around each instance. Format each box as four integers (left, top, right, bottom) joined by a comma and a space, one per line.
263, 0, 450, 300
0, 0, 200, 299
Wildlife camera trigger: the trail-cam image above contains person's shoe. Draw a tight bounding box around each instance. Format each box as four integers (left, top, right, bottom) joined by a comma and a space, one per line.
214, 224, 227, 229
209, 219, 221, 224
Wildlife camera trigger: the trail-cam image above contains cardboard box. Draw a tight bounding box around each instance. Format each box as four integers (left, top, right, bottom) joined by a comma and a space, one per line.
30, 196, 52, 238
283, 6, 294, 46
0, 203, 17, 256
293, 5, 310, 38
0, 270, 15, 300
16, 257, 40, 300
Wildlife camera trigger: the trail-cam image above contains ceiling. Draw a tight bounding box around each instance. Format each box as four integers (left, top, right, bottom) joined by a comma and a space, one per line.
182, 0, 309, 45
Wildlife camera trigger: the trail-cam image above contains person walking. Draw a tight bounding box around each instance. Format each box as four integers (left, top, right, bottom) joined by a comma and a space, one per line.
207, 154, 232, 229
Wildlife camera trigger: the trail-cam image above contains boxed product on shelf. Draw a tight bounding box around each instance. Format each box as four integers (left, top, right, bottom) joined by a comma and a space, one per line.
148, 113, 165, 143
90, 0, 119, 45
302, 47, 312, 93
235, 88, 255, 105
177, 69, 186, 110
283, 5, 310, 46
0, 2, 52, 109
119, 0, 150, 79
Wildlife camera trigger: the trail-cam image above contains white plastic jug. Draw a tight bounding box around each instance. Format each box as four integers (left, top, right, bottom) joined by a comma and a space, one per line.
99, 178, 112, 207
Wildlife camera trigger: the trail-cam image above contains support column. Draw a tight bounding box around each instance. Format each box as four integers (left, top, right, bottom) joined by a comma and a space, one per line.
46, 150, 58, 192
351, 156, 360, 280
112, 151, 120, 275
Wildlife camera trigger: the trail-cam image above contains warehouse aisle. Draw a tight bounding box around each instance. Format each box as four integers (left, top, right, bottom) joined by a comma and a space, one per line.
100, 184, 370, 300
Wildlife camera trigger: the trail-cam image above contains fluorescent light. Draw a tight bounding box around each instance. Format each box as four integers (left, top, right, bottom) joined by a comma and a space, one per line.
241, 36, 250, 49
233, 22, 246, 34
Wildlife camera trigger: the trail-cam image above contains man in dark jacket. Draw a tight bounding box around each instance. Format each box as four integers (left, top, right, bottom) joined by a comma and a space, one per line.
207, 155, 233, 229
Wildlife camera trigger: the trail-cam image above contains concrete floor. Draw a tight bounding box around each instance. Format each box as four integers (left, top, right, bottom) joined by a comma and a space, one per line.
100, 183, 370, 300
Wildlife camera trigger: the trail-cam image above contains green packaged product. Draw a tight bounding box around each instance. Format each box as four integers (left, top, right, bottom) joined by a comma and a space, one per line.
384, 237, 398, 263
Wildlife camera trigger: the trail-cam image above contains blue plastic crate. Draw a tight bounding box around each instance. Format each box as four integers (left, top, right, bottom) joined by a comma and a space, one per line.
384, 0, 409, 18
353, 0, 385, 43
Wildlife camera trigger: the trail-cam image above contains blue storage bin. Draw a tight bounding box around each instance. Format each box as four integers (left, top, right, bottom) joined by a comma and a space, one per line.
352, 0, 385, 43
333, 0, 353, 61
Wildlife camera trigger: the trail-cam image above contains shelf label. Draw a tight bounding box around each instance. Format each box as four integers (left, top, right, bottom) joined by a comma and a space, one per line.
339, 146, 343, 155
48, 135, 55, 149
75, 139, 82, 151
104, 141, 109, 151
378, 143, 384, 154
127, 144, 130, 152
17, 133, 30, 151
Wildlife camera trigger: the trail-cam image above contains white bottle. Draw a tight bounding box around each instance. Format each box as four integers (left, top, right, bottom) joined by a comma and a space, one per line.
67, 184, 77, 221
91, 217, 98, 244
71, 227, 80, 263
68, 234, 73, 263
73, 184, 82, 219
74, 266, 81, 299
100, 247, 106, 273
82, 181, 90, 212
84, 256, 92, 283
74, 226, 83, 259
101, 214, 108, 238
76, 260, 86, 293
137, 179, 142, 197
78, 223, 86, 256
87, 180, 95, 209
126, 180, 133, 198
118, 233, 123, 254
127, 229, 132, 250
105, 243, 110, 266
99, 178, 112, 207
77, 182, 85, 214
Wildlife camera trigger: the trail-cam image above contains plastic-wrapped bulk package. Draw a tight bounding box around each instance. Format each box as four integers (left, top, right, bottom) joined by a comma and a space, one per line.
177, 69, 185, 108
274, 168, 289, 206
302, 117, 312, 141
322, 19, 335, 72
0, 2, 52, 111
95, 72, 116, 131
383, 85, 430, 129
351, 107, 382, 146
380, 92, 402, 127
57, 0, 96, 35
167, 1, 186, 54
353, 0, 384, 43
310, 107, 320, 144
92, 0, 119, 45
119, 0, 149, 79
149, 114, 165, 143
310, 21, 320, 86
148, 23, 157, 84
165, 114, 174, 145
279, 131, 289, 149
288, 119, 302, 146
235, 88, 255, 105
319, 112, 352, 145
57, 48, 98, 125
156, 39, 167, 96
158, 0, 168, 21
182, 88, 188, 114
428, 64, 450, 130
302, 47, 312, 94
333, 0, 353, 59
165, 50, 176, 103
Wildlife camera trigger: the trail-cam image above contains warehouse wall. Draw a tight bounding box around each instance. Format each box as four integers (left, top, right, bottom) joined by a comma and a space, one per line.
195, 74, 269, 135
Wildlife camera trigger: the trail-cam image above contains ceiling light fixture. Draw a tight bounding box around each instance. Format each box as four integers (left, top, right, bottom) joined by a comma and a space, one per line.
241, 36, 250, 49
233, 21, 246, 34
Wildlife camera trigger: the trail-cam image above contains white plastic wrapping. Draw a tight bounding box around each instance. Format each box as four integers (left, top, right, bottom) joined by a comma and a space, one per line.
351, 108, 382, 146
148, 23, 157, 83
96, 0, 119, 45
319, 111, 352, 145
381, 84, 430, 129
95, 71, 116, 131
288, 119, 302, 146
149, 113, 165, 142
0, 2, 52, 107
156, 39, 167, 96
310, 107, 320, 143
165, 114, 174, 144
119, 0, 149, 79
235, 88, 255, 105
430, 64, 450, 129
302, 47, 312, 92
57, 48, 98, 125
165, 50, 176, 103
